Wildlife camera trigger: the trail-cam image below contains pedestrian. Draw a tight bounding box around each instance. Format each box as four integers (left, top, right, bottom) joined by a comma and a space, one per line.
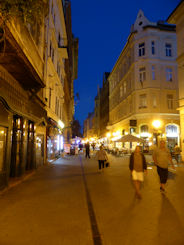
152, 140, 175, 193
91, 142, 96, 151
85, 142, 90, 158
129, 145, 147, 199
173, 143, 181, 164
96, 145, 108, 172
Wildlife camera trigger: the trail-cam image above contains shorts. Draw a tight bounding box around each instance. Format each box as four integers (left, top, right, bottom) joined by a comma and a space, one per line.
132, 170, 144, 182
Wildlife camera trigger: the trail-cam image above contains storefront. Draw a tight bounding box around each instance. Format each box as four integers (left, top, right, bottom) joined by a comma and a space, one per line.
166, 124, 180, 150
47, 118, 64, 161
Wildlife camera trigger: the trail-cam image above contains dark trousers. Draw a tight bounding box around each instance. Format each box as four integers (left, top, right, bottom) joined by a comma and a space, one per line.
175, 154, 180, 163
157, 166, 168, 184
98, 160, 105, 169
86, 150, 90, 158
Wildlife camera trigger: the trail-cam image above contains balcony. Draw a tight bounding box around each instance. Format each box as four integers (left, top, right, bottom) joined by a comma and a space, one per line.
0, 22, 45, 91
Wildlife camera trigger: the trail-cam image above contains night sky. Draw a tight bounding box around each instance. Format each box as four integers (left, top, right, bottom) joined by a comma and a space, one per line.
71, 0, 180, 129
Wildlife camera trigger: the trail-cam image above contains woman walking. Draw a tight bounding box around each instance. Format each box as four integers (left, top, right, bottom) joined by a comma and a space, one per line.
129, 146, 147, 199
96, 145, 108, 172
153, 140, 175, 193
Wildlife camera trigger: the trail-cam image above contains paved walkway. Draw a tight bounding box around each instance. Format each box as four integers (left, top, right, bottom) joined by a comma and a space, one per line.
0, 153, 184, 245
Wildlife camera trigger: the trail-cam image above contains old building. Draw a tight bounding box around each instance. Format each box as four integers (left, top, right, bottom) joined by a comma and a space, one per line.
62, 0, 79, 144
44, 0, 67, 160
83, 112, 96, 140
99, 72, 110, 138
167, 0, 184, 159
44, 0, 78, 160
108, 10, 179, 150
0, 1, 47, 188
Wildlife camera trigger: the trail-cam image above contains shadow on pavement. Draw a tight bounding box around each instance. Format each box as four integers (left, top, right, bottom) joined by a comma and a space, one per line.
157, 195, 184, 245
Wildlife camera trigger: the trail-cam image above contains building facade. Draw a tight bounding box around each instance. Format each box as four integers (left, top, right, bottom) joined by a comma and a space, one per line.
108, 10, 179, 150
44, 0, 78, 160
0, 2, 47, 188
168, 0, 184, 159
62, 0, 79, 144
99, 72, 110, 138
83, 112, 96, 140
44, 0, 67, 160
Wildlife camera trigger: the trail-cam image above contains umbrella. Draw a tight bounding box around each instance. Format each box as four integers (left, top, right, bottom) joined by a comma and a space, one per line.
115, 134, 144, 143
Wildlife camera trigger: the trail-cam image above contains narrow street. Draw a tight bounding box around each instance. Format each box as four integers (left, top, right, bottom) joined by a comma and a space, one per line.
0, 153, 184, 245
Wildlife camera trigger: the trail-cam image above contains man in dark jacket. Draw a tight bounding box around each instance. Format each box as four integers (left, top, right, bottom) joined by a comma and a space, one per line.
85, 142, 90, 158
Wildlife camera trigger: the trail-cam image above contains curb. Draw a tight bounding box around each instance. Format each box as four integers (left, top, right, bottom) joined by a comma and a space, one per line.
0, 171, 35, 195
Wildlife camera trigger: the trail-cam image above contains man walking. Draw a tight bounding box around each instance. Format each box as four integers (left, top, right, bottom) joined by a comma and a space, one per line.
85, 142, 90, 158
153, 140, 175, 193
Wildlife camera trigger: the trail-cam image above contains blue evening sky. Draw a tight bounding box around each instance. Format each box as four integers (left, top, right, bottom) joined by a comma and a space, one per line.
71, 0, 180, 129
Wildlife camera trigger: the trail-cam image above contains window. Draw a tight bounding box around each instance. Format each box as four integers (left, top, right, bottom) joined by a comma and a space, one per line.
57, 61, 60, 76
51, 2, 54, 17
52, 48, 54, 63
139, 67, 146, 82
139, 94, 147, 108
167, 94, 173, 109
152, 65, 156, 80
153, 94, 157, 108
166, 125, 178, 137
140, 125, 148, 133
49, 42, 52, 57
139, 42, 145, 56
166, 68, 173, 81
120, 85, 123, 97
123, 82, 127, 94
151, 41, 155, 55
165, 43, 172, 57
55, 97, 58, 114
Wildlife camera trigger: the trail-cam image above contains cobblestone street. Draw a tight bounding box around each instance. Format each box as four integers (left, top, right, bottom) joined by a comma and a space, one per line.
0, 153, 184, 245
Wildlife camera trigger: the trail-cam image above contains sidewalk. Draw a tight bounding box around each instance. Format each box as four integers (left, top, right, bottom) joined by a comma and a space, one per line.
0, 156, 93, 245
0, 154, 183, 245
83, 153, 184, 245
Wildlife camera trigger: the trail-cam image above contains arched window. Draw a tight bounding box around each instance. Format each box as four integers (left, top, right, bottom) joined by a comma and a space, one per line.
140, 125, 148, 133
166, 125, 178, 137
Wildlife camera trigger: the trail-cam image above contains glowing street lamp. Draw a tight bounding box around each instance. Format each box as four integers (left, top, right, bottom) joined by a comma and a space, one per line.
152, 120, 161, 129
106, 132, 111, 138
152, 120, 162, 145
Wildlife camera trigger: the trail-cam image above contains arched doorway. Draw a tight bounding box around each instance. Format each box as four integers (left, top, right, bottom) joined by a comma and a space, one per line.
140, 125, 149, 152
165, 124, 179, 152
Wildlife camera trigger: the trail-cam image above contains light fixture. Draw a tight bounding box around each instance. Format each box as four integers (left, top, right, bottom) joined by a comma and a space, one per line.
152, 120, 161, 129
58, 120, 64, 129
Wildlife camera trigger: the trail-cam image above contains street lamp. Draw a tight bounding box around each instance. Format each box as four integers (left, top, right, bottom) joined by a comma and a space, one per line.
152, 120, 162, 145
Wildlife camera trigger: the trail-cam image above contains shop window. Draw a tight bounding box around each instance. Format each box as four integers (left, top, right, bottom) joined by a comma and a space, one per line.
166, 125, 178, 138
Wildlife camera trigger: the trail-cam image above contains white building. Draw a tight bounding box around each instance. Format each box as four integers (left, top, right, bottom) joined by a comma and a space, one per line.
108, 10, 179, 151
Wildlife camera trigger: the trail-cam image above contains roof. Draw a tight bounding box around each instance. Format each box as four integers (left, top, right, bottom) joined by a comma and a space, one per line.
167, 0, 184, 21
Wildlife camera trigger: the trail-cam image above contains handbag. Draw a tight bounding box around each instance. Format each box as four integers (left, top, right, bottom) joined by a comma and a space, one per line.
105, 162, 109, 168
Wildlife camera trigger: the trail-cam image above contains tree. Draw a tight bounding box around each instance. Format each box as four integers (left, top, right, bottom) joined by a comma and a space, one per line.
0, 0, 48, 50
